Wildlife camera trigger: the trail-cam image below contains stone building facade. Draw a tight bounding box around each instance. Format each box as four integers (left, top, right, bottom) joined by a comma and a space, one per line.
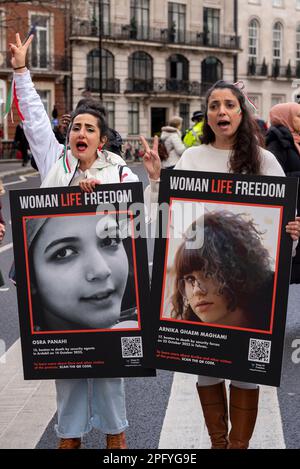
239, 0, 300, 120
71, 0, 240, 139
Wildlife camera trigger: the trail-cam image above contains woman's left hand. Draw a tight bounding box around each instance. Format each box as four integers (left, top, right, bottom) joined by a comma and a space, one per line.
79, 178, 101, 193
286, 217, 300, 241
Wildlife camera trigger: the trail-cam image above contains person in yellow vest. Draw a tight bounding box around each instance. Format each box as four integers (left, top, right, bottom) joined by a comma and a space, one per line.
183, 110, 204, 147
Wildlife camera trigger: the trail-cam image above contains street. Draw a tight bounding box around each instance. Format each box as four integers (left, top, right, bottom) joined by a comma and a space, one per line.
0, 163, 300, 449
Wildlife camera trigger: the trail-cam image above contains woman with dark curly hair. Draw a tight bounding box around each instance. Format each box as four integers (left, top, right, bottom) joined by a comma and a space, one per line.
140, 80, 300, 450
171, 210, 274, 330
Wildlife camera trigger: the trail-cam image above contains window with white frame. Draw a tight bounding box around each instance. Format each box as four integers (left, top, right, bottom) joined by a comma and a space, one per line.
104, 101, 115, 129
36, 89, 51, 116
296, 24, 300, 64
128, 102, 139, 135
168, 2, 186, 43
0, 10, 5, 52
271, 94, 285, 106
272, 22, 283, 64
272, 0, 283, 6
297, 0, 300, 10
0, 79, 6, 130
248, 19, 259, 62
130, 0, 150, 39
31, 15, 50, 69
89, 0, 110, 36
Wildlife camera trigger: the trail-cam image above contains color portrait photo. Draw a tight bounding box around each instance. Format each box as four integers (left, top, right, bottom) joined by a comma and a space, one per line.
161, 199, 281, 333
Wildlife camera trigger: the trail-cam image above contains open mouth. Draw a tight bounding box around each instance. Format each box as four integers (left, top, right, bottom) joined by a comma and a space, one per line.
217, 120, 230, 129
76, 142, 88, 151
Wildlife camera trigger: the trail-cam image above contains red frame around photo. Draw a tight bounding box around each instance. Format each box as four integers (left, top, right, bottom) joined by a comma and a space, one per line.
160, 197, 283, 335
23, 210, 141, 335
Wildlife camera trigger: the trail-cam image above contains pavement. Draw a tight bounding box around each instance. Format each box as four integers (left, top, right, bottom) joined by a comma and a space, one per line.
0, 160, 36, 181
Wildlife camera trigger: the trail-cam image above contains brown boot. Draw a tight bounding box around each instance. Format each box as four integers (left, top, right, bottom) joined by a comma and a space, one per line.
106, 431, 127, 449
57, 437, 81, 449
196, 382, 228, 449
228, 385, 259, 449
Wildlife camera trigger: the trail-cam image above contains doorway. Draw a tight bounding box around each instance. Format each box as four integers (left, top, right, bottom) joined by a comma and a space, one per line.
151, 107, 167, 136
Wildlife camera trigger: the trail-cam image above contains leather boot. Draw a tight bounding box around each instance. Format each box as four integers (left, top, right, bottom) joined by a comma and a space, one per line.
57, 437, 81, 449
228, 385, 259, 449
106, 431, 127, 449
196, 382, 228, 449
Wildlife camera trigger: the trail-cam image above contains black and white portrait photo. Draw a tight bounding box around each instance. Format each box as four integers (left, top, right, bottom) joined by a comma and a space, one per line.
25, 212, 139, 333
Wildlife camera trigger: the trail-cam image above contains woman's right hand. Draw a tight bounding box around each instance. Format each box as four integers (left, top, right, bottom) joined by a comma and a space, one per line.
9, 33, 34, 71
140, 135, 161, 180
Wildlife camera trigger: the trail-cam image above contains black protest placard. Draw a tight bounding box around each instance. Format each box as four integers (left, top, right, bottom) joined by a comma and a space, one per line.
10, 182, 154, 379
144, 170, 298, 386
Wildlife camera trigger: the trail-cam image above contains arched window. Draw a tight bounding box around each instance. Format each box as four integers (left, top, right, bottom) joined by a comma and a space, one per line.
248, 19, 259, 63
201, 57, 223, 92
87, 49, 114, 92
166, 54, 189, 93
167, 54, 189, 80
128, 51, 153, 92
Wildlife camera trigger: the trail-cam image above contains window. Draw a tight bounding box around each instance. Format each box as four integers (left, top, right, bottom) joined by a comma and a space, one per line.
87, 48, 114, 92
271, 94, 285, 106
248, 19, 259, 62
168, 2, 186, 43
0, 79, 6, 131
168, 54, 189, 80
179, 103, 190, 132
130, 0, 149, 40
104, 101, 115, 129
297, 0, 300, 10
89, 0, 110, 36
128, 51, 153, 91
272, 22, 283, 64
203, 8, 220, 46
167, 54, 189, 92
128, 102, 139, 135
272, 0, 283, 6
36, 89, 51, 116
31, 15, 50, 69
297, 25, 300, 64
201, 57, 223, 89
0, 10, 5, 52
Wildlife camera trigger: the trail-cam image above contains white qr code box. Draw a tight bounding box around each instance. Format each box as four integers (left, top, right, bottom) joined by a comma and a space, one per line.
248, 338, 271, 364
121, 337, 143, 358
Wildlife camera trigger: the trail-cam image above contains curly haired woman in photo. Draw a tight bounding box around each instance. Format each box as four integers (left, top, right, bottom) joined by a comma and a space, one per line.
171, 210, 274, 331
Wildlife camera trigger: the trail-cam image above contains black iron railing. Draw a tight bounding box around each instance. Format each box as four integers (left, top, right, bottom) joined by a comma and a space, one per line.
85, 77, 120, 93
71, 20, 241, 50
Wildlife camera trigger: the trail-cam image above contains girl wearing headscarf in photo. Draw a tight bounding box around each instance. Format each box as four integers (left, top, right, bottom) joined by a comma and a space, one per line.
266, 103, 300, 283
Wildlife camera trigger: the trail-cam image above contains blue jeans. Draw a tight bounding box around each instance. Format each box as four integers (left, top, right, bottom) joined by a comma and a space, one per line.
54, 378, 128, 438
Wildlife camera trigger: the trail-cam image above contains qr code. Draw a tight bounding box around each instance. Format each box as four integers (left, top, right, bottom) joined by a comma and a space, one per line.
248, 338, 271, 363
121, 337, 143, 358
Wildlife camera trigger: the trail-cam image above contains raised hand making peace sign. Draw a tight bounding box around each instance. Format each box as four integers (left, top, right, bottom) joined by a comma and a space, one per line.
9, 32, 34, 72
140, 135, 161, 180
